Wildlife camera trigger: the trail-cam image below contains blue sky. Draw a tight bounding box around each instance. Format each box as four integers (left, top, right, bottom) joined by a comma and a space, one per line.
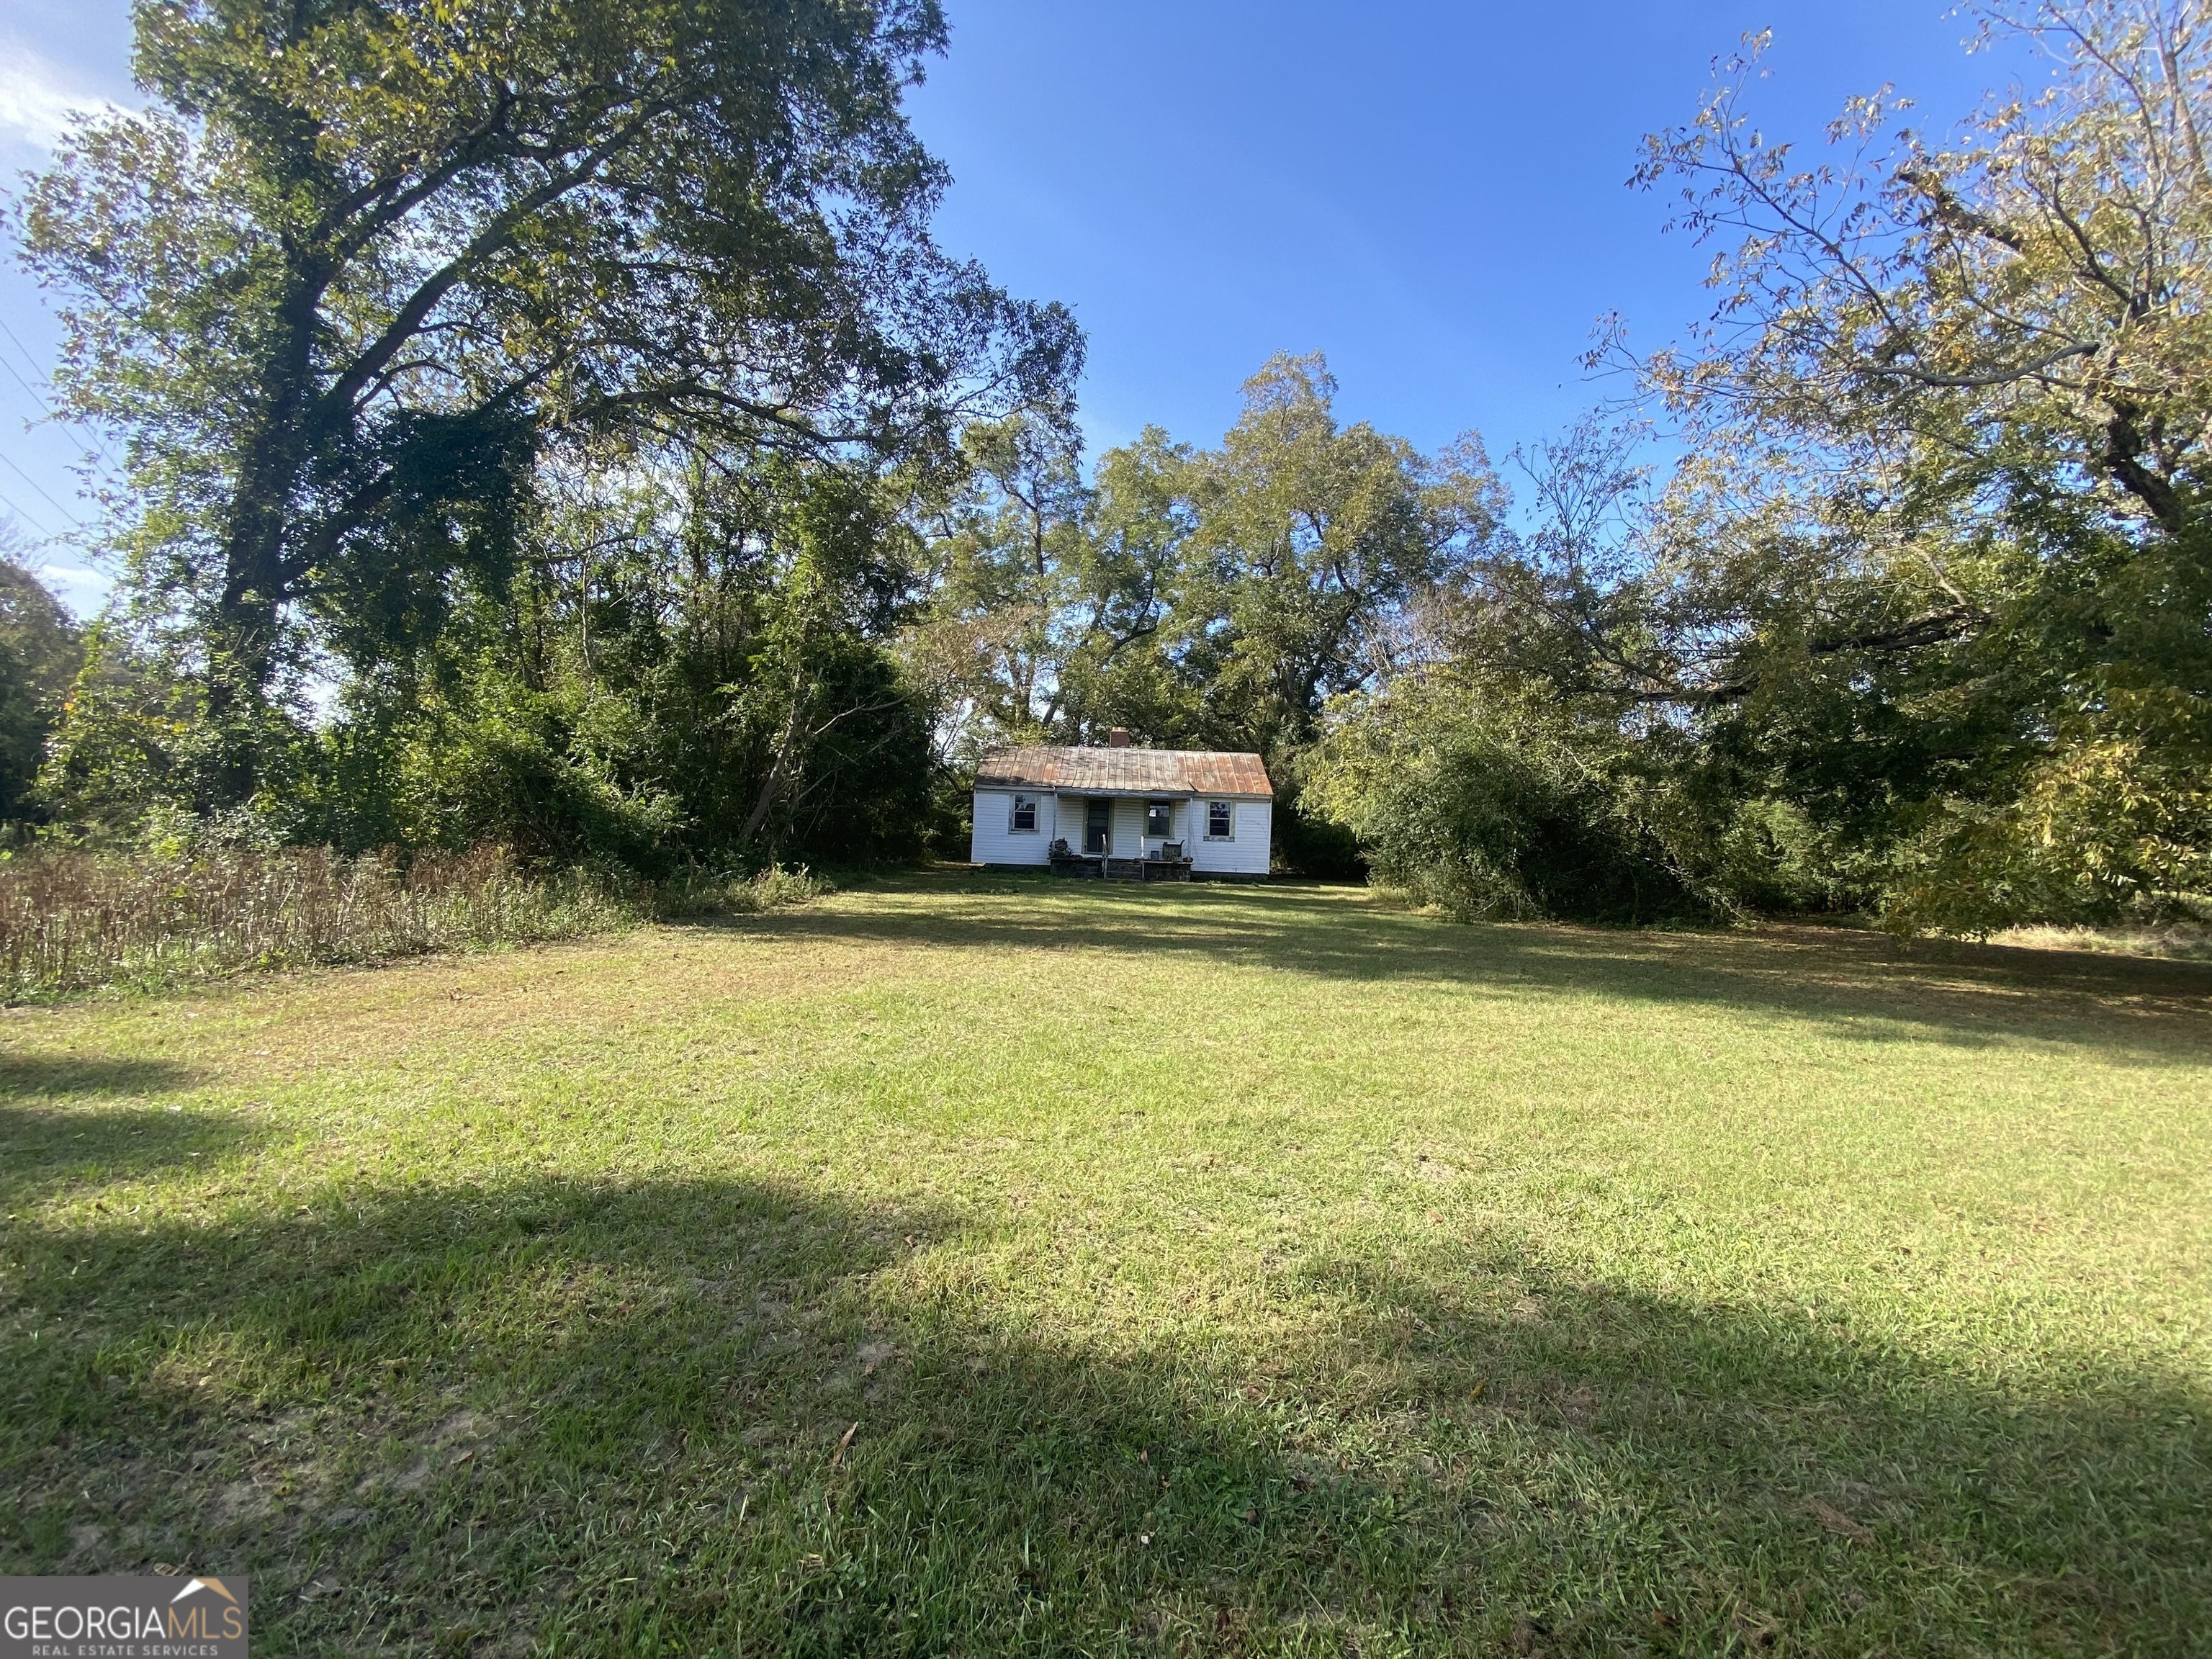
0, 1, 2049, 611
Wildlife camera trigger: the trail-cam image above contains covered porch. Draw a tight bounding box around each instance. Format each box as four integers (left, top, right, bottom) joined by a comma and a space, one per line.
1047, 848, 1192, 881
1045, 790, 1195, 877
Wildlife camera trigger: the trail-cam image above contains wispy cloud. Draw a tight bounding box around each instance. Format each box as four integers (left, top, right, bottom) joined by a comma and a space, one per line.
0, 51, 125, 151
35, 562, 112, 618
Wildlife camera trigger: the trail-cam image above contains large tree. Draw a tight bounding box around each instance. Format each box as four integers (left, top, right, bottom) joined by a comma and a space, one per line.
906, 411, 1090, 740
912, 356, 1498, 765
1180, 354, 1497, 762
905, 412, 1199, 754
1307, 1, 2212, 928
1622, 0, 2212, 922
20, 0, 1076, 811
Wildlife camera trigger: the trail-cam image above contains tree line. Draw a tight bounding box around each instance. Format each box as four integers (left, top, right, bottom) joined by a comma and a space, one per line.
1, 0, 2204, 935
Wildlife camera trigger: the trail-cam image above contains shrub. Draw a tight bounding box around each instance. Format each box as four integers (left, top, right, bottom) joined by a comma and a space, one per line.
1305, 685, 1708, 924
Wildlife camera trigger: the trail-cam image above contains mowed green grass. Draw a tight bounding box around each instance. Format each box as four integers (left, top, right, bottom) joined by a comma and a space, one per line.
1, 872, 2208, 1657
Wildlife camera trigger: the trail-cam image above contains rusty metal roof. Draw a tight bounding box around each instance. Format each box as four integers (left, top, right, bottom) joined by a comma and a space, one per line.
974, 745, 1273, 797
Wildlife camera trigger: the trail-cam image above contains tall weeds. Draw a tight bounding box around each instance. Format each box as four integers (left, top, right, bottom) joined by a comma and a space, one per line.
0, 847, 644, 999
0, 848, 835, 999
655, 862, 828, 919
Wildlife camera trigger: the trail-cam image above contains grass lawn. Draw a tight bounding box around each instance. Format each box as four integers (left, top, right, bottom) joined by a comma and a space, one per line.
1, 871, 2208, 1656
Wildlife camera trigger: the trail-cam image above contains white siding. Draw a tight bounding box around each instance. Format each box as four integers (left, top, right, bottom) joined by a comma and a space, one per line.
1112, 796, 1144, 858
1053, 792, 1086, 852
970, 788, 1051, 866
976, 787, 1270, 874
1188, 797, 1272, 876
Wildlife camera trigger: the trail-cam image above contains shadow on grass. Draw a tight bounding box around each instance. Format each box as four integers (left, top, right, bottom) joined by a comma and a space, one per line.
1, 1172, 2203, 1655
0, 1053, 200, 1101
0, 1056, 240, 1208
739, 872, 2212, 1063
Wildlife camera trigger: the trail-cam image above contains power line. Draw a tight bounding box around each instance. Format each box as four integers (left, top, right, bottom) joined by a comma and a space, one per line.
0, 318, 119, 474
0, 318, 58, 401
0, 330, 57, 416
0, 482, 54, 539
0, 449, 84, 528
0, 354, 106, 474
0, 351, 59, 419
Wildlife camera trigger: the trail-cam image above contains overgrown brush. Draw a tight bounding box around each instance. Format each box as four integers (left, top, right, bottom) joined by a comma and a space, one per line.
655, 863, 830, 920
1991, 920, 2212, 962
0, 846, 640, 999
0, 848, 824, 999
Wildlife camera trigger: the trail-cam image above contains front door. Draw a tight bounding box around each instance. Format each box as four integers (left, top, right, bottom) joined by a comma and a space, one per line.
1084, 797, 1112, 855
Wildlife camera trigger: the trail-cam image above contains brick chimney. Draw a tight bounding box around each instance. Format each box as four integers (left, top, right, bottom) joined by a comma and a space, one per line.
1107, 726, 1132, 748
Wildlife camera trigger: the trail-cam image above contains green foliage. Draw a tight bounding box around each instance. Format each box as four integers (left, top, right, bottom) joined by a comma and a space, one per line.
19, 0, 2207, 932
1267, 788, 1370, 882
298, 457, 938, 872
1177, 355, 1497, 758
1312, 4, 2212, 930
0, 548, 83, 826
21, 0, 1075, 811
1611, 2, 2212, 932
362, 662, 689, 868
35, 624, 215, 848
655, 860, 830, 918
1308, 679, 1704, 922
12, 0, 1016, 874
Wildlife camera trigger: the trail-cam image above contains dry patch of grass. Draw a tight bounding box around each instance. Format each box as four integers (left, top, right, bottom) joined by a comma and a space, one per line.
1, 871, 2207, 1655
1993, 919, 2212, 963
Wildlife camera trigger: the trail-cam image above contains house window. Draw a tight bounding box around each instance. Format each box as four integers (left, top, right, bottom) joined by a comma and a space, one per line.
1206, 801, 1233, 840
1009, 793, 1037, 833
1145, 800, 1172, 838
1084, 797, 1112, 854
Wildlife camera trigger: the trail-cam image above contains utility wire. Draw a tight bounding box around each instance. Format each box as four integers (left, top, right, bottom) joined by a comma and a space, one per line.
0, 482, 54, 539
0, 449, 84, 528
0, 317, 119, 474
0, 350, 58, 417
0, 325, 58, 415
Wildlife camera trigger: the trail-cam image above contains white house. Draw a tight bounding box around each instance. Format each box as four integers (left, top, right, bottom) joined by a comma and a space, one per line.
970, 730, 1273, 879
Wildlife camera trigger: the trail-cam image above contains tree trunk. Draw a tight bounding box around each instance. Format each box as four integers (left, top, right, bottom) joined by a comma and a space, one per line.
203, 267, 327, 809
737, 667, 809, 853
